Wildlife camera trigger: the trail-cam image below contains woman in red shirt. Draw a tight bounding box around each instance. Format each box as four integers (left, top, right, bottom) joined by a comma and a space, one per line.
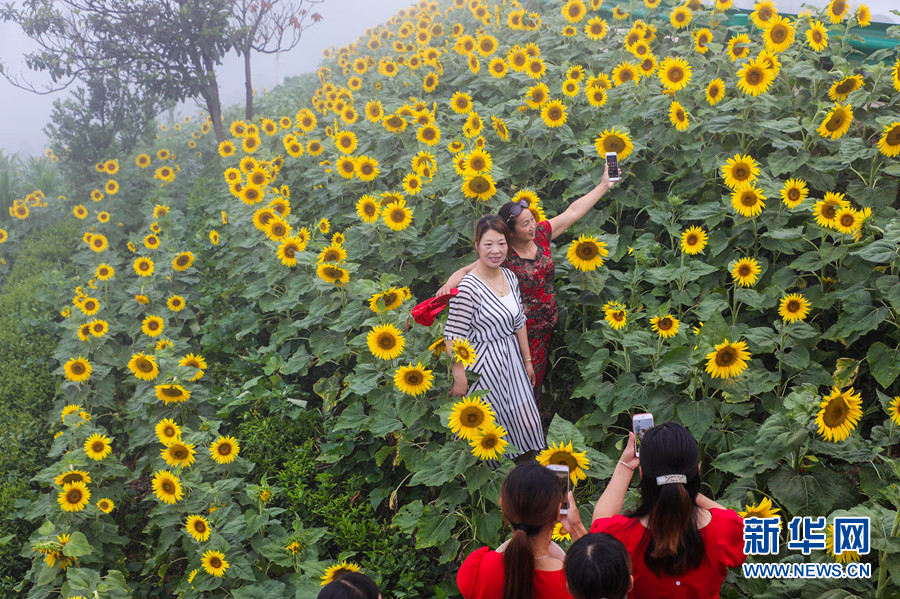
586, 424, 746, 599
439, 165, 615, 398
457, 462, 579, 599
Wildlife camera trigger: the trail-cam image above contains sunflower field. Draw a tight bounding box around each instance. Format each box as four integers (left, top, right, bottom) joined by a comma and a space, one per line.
2, 0, 900, 596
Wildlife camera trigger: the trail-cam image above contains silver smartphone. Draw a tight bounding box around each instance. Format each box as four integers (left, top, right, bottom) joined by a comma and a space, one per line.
606, 151, 621, 182
546, 464, 570, 515
632, 413, 654, 457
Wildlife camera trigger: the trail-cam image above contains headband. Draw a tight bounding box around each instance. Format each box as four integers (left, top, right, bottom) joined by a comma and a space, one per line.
513, 522, 541, 534
656, 474, 688, 485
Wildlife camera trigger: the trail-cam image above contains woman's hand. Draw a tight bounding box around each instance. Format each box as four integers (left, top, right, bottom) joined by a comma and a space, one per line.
620, 432, 640, 471
449, 373, 468, 397
437, 264, 473, 296
525, 361, 536, 387
559, 490, 588, 541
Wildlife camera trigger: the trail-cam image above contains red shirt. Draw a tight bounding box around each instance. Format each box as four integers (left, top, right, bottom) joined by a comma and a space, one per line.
590, 509, 746, 599
457, 546, 573, 599
504, 220, 558, 334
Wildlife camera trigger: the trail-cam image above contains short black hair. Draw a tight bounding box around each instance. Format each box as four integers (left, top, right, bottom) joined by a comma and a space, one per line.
317, 571, 380, 599
565, 533, 631, 599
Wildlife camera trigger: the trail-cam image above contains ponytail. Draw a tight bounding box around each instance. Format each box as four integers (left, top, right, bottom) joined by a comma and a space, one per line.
503, 527, 534, 599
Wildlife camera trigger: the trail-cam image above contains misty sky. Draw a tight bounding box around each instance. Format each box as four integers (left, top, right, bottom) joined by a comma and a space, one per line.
0, 0, 416, 156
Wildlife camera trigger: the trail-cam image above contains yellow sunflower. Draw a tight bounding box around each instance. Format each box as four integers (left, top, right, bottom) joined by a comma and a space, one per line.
876, 122, 900, 158
813, 192, 849, 228
658, 57, 692, 92
828, 75, 863, 102
763, 16, 794, 53
721, 153, 759, 189
162, 441, 196, 468
367, 324, 406, 360
155, 384, 190, 405
210, 436, 240, 464
64, 357, 92, 383
739, 497, 780, 519
394, 362, 434, 396
369, 287, 407, 313
832, 207, 861, 235
133, 257, 155, 277
750, 0, 778, 28
537, 441, 590, 485
54, 467, 90, 486
58, 481, 90, 512
155, 418, 181, 445
705, 339, 751, 379
356, 195, 380, 223
780, 178, 808, 208
167, 295, 186, 312
541, 100, 568, 128
736, 58, 775, 96
817, 103, 854, 140
141, 315, 165, 338
525, 83, 550, 109
317, 244, 347, 264
461, 173, 497, 201
567, 235, 608, 271
450, 91, 473, 114
731, 184, 766, 218
95, 263, 114, 280
96, 498, 114, 513
669, 101, 689, 132
816, 387, 863, 442
78, 297, 100, 316
887, 396, 900, 426
826, 0, 849, 23
650, 315, 680, 338
447, 397, 496, 441
383, 201, 413, 231
594, 128, 634, 160
612, 61, 638, 86
186, 515, 211, 542
355, 156, 380, 182
201, 550, 230, 577
731, 257, 762, 286
726, 33, 751, 62
470, 422, 509, 460
681, 226, 708, 254
806, 20, 829, 51
451, 338, 478, 368
779, 293, 811, 322
320, 561, 361, 586
316, 264, 349, 286
84, 433, 112, 460
128, 353, 158, 381
604, 305, 628, 330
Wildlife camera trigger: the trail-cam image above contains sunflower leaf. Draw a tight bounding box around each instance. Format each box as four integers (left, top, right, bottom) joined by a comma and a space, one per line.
867, 342, 900, 388
60, 532, 92, 558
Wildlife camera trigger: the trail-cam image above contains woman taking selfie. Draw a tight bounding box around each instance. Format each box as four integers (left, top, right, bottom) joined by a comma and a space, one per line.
444, 215, 544, 460
439, 165, 615, 397
457, 462, 580, 599
588, 423, 745, 598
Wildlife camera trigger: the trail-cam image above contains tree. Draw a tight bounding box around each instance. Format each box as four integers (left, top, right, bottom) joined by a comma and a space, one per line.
1, 0, 234, 142
230, 0, 324, 120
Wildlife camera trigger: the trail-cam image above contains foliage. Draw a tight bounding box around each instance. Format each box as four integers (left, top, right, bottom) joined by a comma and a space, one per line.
1, 0, 900, 597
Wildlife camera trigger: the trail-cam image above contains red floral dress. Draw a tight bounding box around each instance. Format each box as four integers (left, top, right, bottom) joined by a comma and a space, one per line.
504, 220, 558, 393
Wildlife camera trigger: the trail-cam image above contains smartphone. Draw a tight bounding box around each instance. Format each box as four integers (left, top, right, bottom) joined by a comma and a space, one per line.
606, 151, 621, 182
632, 413, 654, 457
546, 464, 570, 515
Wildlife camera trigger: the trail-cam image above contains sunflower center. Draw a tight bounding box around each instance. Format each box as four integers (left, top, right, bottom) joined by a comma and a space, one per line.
217, 443, 232, 456
823, 396, 848, 427
840, 213, 855, 227
389, 208, 406, 223
686, 233, 698, 245
716, 347, 738, 366
92, 441, 105, 453
469, 177, 489, 193
172, 447, 188, 460
194, 521, 207, 533
658, 317, 673, 330
284, 246, 296, 259
613, 310, 625, 322
176, 256, 189, 267
836, 79, 857, 94
886, 126, 900, 145
812, 30, 823, 43
470, 157, 485, 170
404, 371, 423, 385
831, 0, 846, 16
676, 108, 686, 121
786, 299, 801, 313
826, 112, 847, 131
822, 204, 838, 219
363, 203, 376, 216
67, 489, 83, 503
384, 292, 398, 305
741, 191, 758, 207
576, 242, 599, 260
61, 473, 83, 484
552, 452, 578, 469
324, 267, 342, 278
605, 137, 624, 153
461, 406, 484, 427
377, 333, 397, 350
163, 426, 176, 437
620, 69, 634, 82
161, 386, 183, 398
148, 321, 160, 331
668, 67, 684, 83
272, 224, 286, 236
770, 25, 788, 44
739, 263, 755, 277
787, 187, 801, 200
548, 107, 563, 120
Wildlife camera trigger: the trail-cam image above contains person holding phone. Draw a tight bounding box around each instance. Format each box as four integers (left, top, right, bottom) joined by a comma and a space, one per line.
457, 462, 583, 599
438, 164, 617, 399
585, 424, 745, 599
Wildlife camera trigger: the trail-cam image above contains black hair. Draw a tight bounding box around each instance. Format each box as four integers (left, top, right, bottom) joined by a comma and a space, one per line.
627, 422, 705, 576
497, 200, 530, 232
317, 571, 380, 599
501, 462, 564, 599
474, 214, 511, 245
565, 533, 632, 599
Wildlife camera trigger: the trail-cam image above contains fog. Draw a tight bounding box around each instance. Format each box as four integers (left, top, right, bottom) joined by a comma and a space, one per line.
0, 0, 896, 157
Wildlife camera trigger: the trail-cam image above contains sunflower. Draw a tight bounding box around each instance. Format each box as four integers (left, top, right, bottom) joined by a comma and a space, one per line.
160, 439, 196, 469
132, 256, 154, 277
335, 156, 357, 180
179, 353, 207, 381
828, 75, 863, 103
537, 441, 590, 485
210, 436, 240, 464
150, 470, 183, 505
464, 149, 492, 175
416, 123, 441, 145
367, 324, 406, 360
461, 173, 497, 201
585, 16, 608, 40
604, 304, 628, 330
84, 433, 112, 460
275, 236, 304, 267
64, 357, 92, 382
79, 297, 100, 315
58, 481, 90, 512
721, 153, 759, 189
826, 0, 849, 23
731, 257, 762, 286
750, 0, 778, 27
739, 497, 780, 519
356, 195, 380, 224
525, 83, 550, 109
780, 178, 808, 208
468, 422, 507, 460
887, 396, 900, 426
155, 418, 181, 445
833, 207, 862, 235
451, 338, 478, 367
136, 153, 151, 168
612, 61, 638, 85
813, 192, 849, 228
562, 0, 586, 22
658, 57, 692, 92
320, 561, 361, 586
816, 387, 862, 442
669, 101, 689, 132
856, 4, 871, 26
316, 263, 349, 286
54, 469, 91, 486
586, 85, 608, 107
637, 56, 658, 79
541, 100, 568, 128
172, 251, 194, 272
450, 91, 473, 114
88, 319, 108, 337
824, 524, 861, 564
89, 234, 108, 252
72, 205, 87, 220
779, 293, 811, 322
876, 122, 900, 157
727, 33, 751, 61
736, 58, 775, 96
186, 515, 211, 542
680, 226, 708, 255
394, 362, 434, 396
141, 315, 165, 338
381, 200, 413, 231
127, 352, 158, 381
594, 128, 634, 161
369, 287, 407, 313
355, 156, 380, 182
731, 184, 766, 218
317, 245, 347, 265
705, 339, 751, 378
651, 315, 681, 339
96, 498, 114, 513
567, 235, 608, 271
763, 16, 794, 53
155, 384, 190, 405
806, 20, 829, 51
817, 103, 854, 140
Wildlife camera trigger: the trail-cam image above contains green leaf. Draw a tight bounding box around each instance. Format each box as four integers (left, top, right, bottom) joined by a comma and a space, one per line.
676, 398, 715, 438
416, 504, 458, 548
547, 414, 586, 447
61, 531, 92, 557
768, 465, 840, 516
439, 443, 477, 480
851, 239, 898, 264
867, 342, 900, 388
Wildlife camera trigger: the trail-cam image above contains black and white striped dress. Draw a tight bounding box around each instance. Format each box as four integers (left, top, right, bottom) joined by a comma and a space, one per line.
445, 268, 545, 458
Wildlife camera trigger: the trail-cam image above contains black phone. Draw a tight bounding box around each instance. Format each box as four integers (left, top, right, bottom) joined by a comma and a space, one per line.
606, 151, 621, 182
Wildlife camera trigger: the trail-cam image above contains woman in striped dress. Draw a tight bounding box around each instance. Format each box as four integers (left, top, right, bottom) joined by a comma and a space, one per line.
445, 215, 545, 459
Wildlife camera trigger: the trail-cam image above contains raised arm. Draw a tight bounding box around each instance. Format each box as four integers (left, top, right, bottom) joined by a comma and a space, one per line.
437, 261, 477, 296
592, 433, 640, 522
547, 162, 615, 241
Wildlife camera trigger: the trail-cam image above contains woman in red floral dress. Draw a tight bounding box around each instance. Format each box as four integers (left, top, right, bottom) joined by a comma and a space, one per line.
439, 164, 615, 397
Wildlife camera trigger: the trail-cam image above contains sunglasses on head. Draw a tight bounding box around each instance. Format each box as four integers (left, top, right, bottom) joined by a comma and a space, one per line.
505, 199, 530, 225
